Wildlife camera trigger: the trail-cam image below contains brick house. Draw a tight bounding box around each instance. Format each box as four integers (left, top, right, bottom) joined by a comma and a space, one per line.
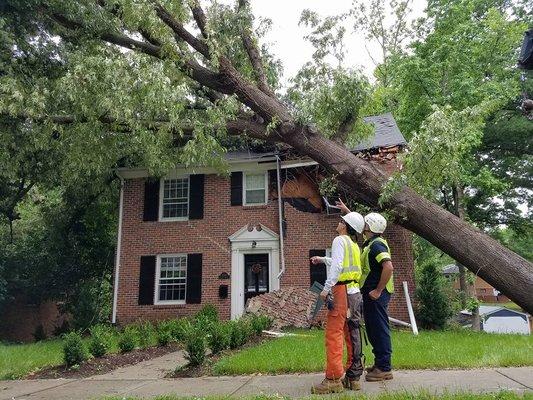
112, 113, 415, 325
442, 264, 511, 303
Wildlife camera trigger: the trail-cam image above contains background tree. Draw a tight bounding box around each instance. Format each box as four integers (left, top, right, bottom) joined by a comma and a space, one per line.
416, 262, 453, 330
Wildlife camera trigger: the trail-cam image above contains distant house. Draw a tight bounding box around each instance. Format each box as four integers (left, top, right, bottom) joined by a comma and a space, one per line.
442, 264, 510, 303
461, 306, 531, 335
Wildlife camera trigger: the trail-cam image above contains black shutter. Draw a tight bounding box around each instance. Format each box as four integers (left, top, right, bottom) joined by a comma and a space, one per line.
189, 174, 205, 220
309, 249, 327, 286
186, 253, 202, 304
143, 179, 160, 221
230, 172, 243, 206
138, 256, 156, 305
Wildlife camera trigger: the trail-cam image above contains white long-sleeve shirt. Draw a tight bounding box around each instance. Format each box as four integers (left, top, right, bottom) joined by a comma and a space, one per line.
319, 236, 360, 295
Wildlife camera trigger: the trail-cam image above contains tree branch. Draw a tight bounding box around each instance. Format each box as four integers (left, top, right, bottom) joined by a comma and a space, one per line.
331, 112, 356, 144
189, 0, 208, 38
11, 112, 273, 142
152, 1, 210, 59
238, 0, 275, 97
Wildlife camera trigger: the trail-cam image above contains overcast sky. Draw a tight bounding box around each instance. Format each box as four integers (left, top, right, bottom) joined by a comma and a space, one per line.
245, 0, 427, 85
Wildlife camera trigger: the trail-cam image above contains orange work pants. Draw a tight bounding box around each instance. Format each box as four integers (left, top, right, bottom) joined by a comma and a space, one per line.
325, 285, 348, 379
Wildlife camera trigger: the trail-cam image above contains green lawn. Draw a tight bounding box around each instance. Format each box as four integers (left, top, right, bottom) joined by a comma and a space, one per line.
0, 339, 65, 379
103, 393, 533, 400
0, 334, 128, 379
213, 329, 533, 375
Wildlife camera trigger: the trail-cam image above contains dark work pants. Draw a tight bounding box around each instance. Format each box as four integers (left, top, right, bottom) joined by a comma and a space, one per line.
362, 290, 392, 372
345, 292, 364, 380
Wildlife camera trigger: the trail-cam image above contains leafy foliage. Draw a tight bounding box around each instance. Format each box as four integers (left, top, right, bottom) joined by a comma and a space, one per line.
88, 324, 113, 358
416, 262, 454, 330
118, 326, 138, 353
62, 331, 88, 366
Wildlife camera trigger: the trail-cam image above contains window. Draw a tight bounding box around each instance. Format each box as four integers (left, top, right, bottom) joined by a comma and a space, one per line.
244, 172, 267, 205
156, 255, 187, 304
161, 177, 189, 220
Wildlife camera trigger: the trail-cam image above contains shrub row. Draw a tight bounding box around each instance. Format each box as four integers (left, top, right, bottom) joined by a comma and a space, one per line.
62, 304, 272, 368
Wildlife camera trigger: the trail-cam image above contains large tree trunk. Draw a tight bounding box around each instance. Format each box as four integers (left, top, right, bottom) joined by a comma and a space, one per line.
280, 127, 533, 313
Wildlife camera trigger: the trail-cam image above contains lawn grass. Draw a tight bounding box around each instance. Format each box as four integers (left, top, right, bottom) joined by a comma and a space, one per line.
213, 329, 533, 375
102, 392, 533, 400
0, 330, 154, 379
0, 339, 65, 379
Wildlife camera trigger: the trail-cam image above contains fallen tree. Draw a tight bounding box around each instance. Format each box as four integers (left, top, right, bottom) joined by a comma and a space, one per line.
3, 0, 532, 312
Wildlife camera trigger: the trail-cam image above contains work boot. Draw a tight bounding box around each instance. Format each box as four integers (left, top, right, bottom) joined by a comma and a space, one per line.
365, 365, 376, 373
311, 378, 344, 394
365, 367, 393, 381
342, 376, 361, 391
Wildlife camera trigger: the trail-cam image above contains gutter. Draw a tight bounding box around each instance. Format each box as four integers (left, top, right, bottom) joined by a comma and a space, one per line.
275, 154, 286, 282
111, 177, 125, 325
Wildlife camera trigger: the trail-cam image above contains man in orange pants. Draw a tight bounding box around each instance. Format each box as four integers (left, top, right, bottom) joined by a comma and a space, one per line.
310, 212, 365, 394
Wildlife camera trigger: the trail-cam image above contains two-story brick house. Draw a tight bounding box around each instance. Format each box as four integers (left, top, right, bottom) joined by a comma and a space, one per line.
112, 113, 415, 324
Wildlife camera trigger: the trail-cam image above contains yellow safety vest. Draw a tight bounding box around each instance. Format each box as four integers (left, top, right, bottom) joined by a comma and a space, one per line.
361, 236, 394, 293
337, 235, 362, 291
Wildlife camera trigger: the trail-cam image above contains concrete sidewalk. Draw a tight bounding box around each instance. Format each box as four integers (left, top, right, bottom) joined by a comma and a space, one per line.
1, 367, 531, 399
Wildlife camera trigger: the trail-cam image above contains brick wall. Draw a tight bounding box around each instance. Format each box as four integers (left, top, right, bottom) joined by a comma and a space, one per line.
116, 174, 415, 325
0, 297, 69, 342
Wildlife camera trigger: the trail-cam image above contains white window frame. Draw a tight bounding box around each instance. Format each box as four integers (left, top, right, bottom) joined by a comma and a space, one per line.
243, 171, 268, 206
154, 254, 187, 305
159, 176, 190, 221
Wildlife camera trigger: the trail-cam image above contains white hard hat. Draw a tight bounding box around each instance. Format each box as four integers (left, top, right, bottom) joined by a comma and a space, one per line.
364, 212, 387, 233
341, 212, 365, 234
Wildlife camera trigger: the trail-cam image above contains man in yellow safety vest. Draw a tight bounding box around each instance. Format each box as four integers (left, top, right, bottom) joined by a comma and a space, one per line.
310, 211, 365, 394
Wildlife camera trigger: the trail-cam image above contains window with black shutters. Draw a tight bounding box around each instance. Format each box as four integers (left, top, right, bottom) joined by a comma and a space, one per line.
160, 177, 189, 220
155, 255, 188, 304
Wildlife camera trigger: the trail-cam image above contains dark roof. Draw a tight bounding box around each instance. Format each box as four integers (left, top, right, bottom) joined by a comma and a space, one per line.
352, 113, 407, 151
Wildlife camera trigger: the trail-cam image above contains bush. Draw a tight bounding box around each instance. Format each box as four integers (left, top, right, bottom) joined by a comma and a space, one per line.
33, 324, 47, 342
416, 262, 453, 330
118, 326, 138, 352
183, 324, 207, 366
89, 324, 113, 357
249, 314, 272, 335
228, 319, 252, 349
168, 318, 191, 342
156, 320, 175, 346
63, 331, 88, 366
135, 321, 156, 349
195, 304, 219, 324
207, 321, 231, 354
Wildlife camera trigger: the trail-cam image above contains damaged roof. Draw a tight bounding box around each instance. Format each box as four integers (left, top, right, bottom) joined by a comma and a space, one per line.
353, 113, 407, 152
225, 113, 407, 161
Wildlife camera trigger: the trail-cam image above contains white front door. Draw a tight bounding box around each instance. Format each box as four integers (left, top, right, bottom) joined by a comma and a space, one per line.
229, 224, 280, 319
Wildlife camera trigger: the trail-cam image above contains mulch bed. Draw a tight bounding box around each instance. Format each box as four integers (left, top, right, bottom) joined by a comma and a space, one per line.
26, 343, 181, 380
169, 334, 272, 378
